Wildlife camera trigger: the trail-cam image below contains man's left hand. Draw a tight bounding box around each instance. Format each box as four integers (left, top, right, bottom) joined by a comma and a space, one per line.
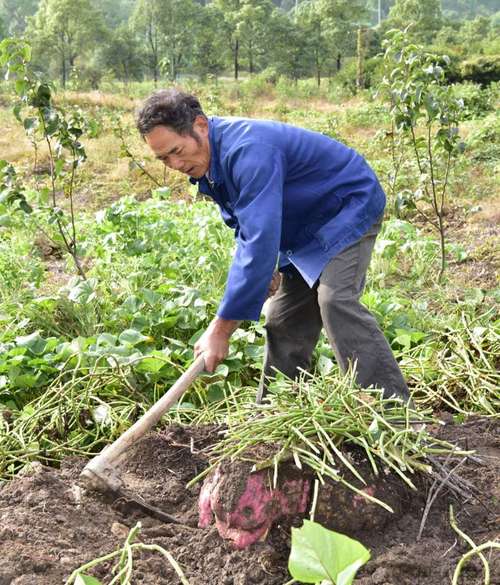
268, 271, 282, 298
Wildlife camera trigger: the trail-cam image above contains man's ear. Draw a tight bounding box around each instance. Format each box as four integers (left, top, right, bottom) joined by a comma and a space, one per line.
194, 115, 209, 136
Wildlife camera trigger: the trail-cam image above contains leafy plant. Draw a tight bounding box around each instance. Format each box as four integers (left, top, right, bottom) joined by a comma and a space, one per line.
380, 29, 466, 281
0, 37, 88, 278
288, 520, 370, 585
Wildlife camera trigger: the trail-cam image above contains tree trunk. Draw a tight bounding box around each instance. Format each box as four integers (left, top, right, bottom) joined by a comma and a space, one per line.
234, 39, 239, 80
249, 38, 254, 75
61, 53, 66, 88
356, 27, 365, 92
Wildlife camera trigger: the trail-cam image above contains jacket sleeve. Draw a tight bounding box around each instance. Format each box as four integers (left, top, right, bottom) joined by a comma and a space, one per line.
216, 143, 286, 321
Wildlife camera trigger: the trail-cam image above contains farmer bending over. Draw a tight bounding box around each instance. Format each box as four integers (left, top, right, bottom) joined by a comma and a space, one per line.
136, 89, 411, 403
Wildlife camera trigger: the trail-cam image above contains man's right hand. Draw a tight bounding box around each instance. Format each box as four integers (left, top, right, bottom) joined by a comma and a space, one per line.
194, 317, 240, 373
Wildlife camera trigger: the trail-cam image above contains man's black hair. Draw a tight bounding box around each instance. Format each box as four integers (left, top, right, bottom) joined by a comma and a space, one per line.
136, 89, 207, 137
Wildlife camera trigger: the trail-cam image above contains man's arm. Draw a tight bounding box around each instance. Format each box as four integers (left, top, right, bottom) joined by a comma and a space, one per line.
196, 143, 286, 372
194, 272, 282, 372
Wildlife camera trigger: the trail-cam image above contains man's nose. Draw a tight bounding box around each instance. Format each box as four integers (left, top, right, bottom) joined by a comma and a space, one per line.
169, 156, 184, 171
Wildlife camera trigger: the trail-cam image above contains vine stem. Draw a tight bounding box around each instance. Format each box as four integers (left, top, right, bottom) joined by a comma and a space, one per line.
452, 542, 499, 585
449, 505, 492, 585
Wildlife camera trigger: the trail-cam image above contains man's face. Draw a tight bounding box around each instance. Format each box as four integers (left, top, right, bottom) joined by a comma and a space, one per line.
144, 116, 210, 179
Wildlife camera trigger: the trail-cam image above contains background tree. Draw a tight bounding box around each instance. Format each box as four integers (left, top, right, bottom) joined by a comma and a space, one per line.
28, 0, 106, 87
459, 16, 495, 54
192, 4, 230, 80
442, 0, 500, 20
237, 0, 275, 74
98, 0, 135, 29
100, 24, 144, 84
0, 0, 38, 36
265, 9, 311, 80
384, 0, 443, 43
131, 0, 163, 84
297, 0, 366, 87
213, 0, 243, 80
157, 0, 199, 81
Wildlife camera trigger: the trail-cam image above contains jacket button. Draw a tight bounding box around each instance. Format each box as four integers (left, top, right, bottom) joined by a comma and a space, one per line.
286, 250, 292, 256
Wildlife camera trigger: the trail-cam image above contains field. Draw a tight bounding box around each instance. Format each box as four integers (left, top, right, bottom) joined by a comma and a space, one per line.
0, 72, 499, 585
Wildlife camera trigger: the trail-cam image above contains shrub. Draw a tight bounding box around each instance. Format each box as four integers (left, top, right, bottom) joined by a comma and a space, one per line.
449, 81, 498, 118
460, 55, 500, 86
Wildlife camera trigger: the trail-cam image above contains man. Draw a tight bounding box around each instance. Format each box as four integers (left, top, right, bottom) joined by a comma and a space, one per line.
136, 89, 411, 402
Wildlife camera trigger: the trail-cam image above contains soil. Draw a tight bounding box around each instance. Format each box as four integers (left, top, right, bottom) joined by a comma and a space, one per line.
0, 418, 498, 585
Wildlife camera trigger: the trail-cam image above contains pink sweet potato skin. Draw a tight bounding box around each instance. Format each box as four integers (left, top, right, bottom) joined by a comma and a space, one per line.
198, 462, 310, 549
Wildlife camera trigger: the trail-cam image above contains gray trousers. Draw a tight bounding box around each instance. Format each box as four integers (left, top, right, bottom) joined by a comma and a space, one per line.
257, 220, 410, 402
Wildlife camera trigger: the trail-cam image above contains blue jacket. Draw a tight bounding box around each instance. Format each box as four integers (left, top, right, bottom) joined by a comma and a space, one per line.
189, 116, 385, 321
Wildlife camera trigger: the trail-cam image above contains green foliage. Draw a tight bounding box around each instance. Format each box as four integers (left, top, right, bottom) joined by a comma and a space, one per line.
449, 82, 497, 118
27, 0, 106, 87
465, 111, 500, 162
460, 56, 500, 86
0, 159, 32, 214
401, 311, 500, 416
385, 0, 443, 43
289, 520, 370, 585
0, 238, 43, 300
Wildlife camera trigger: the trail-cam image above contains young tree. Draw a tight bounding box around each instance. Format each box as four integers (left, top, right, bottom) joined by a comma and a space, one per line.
28, 0, 106, 87
381, 30, 466, 281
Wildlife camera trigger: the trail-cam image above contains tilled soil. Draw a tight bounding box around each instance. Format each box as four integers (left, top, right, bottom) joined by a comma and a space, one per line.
0, 418, 498, 585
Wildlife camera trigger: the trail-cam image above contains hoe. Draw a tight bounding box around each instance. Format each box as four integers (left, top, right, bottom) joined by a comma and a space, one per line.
79, 354, 205, 522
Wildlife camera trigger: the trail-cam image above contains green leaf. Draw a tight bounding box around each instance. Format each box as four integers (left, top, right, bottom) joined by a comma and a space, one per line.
11, 373, 38, 388
135, 356, 166, 373
75, 573, 102, 585
288, 520, 370, 585
0, 214, 14, 227
152, 186, 171, 199
118, 329, 151, 346
96, 333, 118, 347
15, 332, 47, 355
